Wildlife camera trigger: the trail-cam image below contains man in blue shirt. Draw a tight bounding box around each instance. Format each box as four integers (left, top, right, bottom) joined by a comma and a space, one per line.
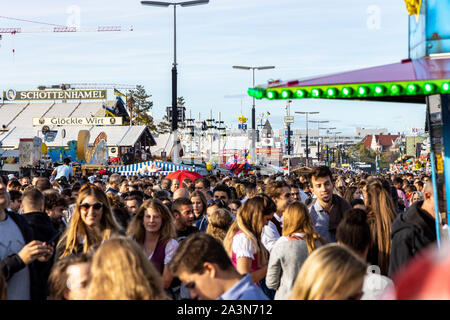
169, 233, 268, 300
51, 158, 73, 183
307, 166, 351, 243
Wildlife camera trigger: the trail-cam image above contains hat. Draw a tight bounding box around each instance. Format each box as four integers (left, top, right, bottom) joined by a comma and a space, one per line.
7, 174, 15, 180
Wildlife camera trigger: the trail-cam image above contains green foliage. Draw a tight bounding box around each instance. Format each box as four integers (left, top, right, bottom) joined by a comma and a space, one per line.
157, 115, 172, 134
127, 85, 157, 131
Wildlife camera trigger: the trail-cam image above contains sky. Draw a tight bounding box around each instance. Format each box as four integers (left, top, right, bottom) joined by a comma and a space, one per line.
0, 0, 426, 136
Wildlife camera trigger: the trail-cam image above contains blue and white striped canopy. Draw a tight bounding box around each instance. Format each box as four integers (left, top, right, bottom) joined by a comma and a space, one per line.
109, 160, 199, 175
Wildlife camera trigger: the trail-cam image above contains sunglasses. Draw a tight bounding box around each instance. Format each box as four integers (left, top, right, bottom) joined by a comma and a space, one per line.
207, 199, 226, 207
80, 202, 103, 211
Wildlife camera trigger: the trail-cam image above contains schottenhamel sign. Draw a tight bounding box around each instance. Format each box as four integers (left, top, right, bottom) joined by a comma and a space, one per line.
3, 89, 107, 101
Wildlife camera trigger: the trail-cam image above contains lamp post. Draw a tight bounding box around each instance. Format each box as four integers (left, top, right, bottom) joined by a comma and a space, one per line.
320, 127, 336, 166
141, 0, 209, 164
330, 131, 342, 166
232, 65, 275, 165
309, 120, 329, 164
295, 111, 319, 167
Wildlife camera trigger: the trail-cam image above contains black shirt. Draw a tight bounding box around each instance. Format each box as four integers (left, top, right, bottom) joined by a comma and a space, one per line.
176, 226, 199, 243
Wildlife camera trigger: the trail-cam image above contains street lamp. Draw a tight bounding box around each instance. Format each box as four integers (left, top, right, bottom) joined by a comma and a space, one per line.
233, 65, 275, 164
295, 111, 319, 166
330, 131, 342, 165
309, 120, 329, 163
141, 0, 209, 164
319, 126, 336, 166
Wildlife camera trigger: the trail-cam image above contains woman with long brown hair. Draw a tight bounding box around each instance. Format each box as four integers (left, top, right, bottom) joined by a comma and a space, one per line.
266, 201, 326, 300
86, 237, 168, 300
223, 194, 276, 284
190, 190, 207, 228
55, 184, 121, 260
126, 198, 178, 289
364, 180, 397, 275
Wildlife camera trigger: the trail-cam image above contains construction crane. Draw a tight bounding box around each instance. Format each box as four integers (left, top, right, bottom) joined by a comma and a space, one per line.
0, 15, 133, 34
37, 83, 137, 91
0, 26, 133, 34
0, 15, 133, 54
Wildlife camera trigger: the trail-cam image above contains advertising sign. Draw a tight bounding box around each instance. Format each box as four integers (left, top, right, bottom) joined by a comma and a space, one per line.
3, 89, 107, 101
33, 117, 122, 126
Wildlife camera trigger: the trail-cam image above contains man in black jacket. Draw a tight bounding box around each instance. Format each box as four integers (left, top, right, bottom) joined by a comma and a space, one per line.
21, 188, 59, 299
389, 180, 436, 279
0, 177, 53, 300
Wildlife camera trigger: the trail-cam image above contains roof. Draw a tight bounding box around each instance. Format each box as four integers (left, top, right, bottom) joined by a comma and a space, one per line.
363, 134, 399, 148
0, 125, 155, 148
248, 55, 450, 103
263, 120, 273, 132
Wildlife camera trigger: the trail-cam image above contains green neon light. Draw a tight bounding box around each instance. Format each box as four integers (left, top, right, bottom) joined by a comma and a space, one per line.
267, 91, 277, 99
342, 87, 353, 97
295, 89, 307, 98
357, 86, 369, 97
424, 83, 436, 94
249, 79, 450, 100
311, 88, 322, 98
281, 90, 292, 99
374, 85, 386, 96
390, 84, 402, 95
327, 88, 338, 98
407, 84, 419, 95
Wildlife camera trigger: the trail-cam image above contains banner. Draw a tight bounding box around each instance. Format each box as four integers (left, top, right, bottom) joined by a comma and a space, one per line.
33, 117, 122, 126
4, 89, 107, 101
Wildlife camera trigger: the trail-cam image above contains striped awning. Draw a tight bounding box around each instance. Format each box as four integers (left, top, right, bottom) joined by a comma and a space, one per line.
109, 160, 199, 174
116, 171, 174, 177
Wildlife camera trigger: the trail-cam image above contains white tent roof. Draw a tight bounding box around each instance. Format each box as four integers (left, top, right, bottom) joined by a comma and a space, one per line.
0, 125, 149, 148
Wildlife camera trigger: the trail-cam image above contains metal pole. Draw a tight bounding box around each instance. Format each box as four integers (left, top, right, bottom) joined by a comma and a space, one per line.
218, 111, 222, 169
306, 113, 309, 166
317, 122, 320, 162
171, 4, 179, 164
251, 68, 256, 165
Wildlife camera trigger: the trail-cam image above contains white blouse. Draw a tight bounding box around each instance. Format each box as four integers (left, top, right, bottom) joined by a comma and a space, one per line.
146, 238, 179, 265
231, 232, 256, 259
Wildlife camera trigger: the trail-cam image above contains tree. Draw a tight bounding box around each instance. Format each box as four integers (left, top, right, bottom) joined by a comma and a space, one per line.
127, 85, 157, 131
157, 115, 172, 134
347, 141, 377, 164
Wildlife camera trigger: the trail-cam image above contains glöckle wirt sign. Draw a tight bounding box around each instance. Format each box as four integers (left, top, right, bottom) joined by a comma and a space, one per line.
33, 117, 122, 126
3, 89, 107, 101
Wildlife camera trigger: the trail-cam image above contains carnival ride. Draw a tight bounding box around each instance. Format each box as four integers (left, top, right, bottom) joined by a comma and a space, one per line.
246, 0, 450, 245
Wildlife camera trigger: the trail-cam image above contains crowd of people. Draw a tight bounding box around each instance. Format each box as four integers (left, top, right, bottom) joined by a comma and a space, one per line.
0, 161, 444, 300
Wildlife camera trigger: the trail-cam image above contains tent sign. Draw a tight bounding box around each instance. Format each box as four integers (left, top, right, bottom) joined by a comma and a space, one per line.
32, 117, 122, 126
3, 89, 107, 101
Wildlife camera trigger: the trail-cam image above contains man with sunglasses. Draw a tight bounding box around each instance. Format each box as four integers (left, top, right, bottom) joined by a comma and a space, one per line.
212, 184, 232, 207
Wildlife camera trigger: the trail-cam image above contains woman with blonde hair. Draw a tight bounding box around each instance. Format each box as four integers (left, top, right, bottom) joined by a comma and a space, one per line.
223, 194, 276, 284
364, 180, 397, 275
126, 198, 178, 289
56, 184, 121, 260
290, 243, 367, 300
206, 208, 233, 243
266, 201, 326, 300
86, 237, 167, 300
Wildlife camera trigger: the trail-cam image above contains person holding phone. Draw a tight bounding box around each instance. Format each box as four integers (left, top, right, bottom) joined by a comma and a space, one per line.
0, 177, 53, 300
